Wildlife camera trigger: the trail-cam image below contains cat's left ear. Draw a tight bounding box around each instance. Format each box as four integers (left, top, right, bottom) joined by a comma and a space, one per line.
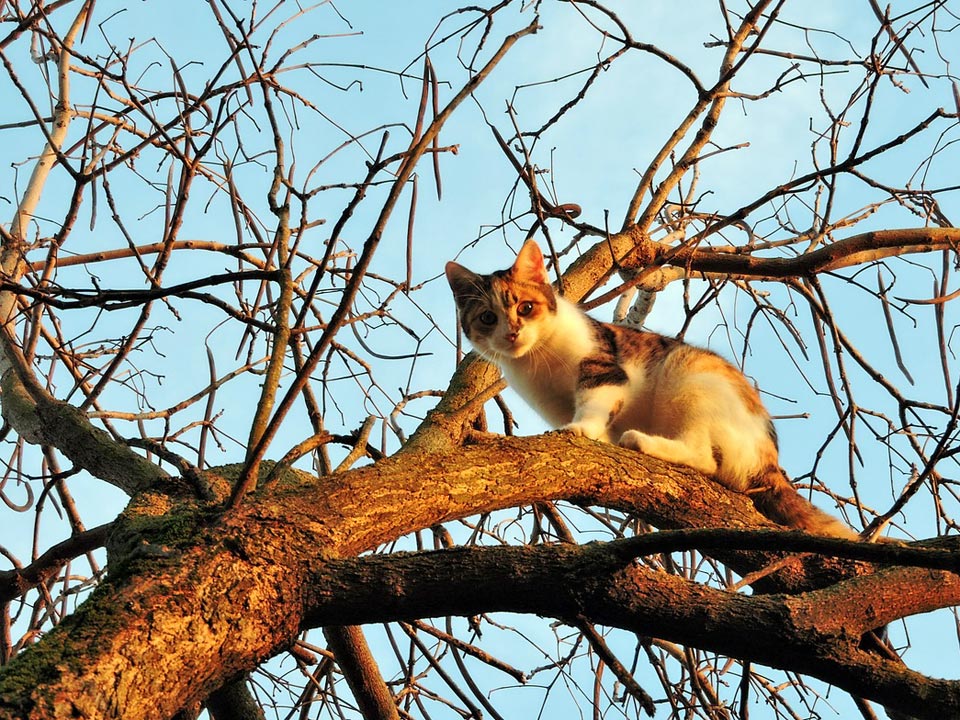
512, 239, 549, 284
445, 261, 479, 296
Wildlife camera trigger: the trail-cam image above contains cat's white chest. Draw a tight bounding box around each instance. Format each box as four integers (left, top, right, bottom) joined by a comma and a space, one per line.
498, 300, 595, 428
501, 357, 578, 428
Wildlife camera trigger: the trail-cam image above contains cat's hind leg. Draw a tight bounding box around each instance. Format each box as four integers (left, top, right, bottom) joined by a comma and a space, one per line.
619, 429, 718, 476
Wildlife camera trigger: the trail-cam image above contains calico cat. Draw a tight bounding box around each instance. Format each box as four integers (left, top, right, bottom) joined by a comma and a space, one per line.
445, 239, 861, 539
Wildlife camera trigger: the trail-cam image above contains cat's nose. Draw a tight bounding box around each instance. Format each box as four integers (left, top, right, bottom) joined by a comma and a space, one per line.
504, 331, 518, 343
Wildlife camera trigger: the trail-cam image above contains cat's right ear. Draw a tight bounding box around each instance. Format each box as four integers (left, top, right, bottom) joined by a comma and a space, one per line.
512, 239, 549, 285
445, 261, 478, 296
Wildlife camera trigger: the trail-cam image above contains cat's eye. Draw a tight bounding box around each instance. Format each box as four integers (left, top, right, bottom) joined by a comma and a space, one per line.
479, 310, 498, 326
517, 301, 534, 317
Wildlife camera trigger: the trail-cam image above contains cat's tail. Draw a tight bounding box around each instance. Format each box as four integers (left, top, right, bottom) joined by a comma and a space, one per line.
749, 467, 861, 540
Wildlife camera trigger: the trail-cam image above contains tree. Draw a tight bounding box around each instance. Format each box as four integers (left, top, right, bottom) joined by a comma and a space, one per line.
0, 1, 958, 718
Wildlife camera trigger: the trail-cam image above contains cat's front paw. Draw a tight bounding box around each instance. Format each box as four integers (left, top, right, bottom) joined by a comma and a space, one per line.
618, 429, 652, 452
560, 420, 608, 442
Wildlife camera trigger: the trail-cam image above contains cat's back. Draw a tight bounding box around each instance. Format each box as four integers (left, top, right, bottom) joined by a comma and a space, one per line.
605, 322, 774, 451
605, 320, 755, 399
602, 321, 683, 371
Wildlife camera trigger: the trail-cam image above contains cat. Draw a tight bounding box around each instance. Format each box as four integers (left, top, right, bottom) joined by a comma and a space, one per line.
445, 239, 862, 539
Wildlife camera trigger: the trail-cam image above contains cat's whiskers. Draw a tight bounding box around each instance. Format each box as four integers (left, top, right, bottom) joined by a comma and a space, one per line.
521, 339, 561, 372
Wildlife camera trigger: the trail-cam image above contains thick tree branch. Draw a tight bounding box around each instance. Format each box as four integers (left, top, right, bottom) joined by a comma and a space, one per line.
0, 331, 172, 495
658, 227, 955, 279
307, 541, 960, 720
0, 433, 947, 720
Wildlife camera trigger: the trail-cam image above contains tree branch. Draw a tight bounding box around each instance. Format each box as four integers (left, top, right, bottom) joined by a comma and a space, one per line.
565, 226, 959, 307
304, 539, 960, 720
323, 626, 400, 720
205, 676, 265, 720
0, 331, 172, 495
0, 432, 949, 719
0, 523, 111, 604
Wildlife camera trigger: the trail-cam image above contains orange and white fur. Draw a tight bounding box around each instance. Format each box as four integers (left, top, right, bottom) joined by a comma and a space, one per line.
446, 239, 860, 538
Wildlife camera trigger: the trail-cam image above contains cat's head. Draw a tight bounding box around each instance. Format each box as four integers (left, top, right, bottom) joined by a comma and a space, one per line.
445, 240, 558, 361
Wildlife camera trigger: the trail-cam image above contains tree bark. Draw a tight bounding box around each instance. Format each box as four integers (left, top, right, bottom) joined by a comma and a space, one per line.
322, 626, 400, 720
205, 677, 264, 720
